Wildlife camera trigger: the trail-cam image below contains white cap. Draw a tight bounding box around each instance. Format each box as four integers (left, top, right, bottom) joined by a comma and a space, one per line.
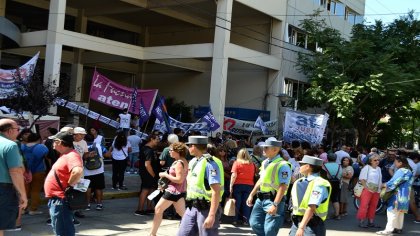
73, 127, 87, 134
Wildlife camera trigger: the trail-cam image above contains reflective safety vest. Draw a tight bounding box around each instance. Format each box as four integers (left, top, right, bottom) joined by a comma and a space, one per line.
260, 157, 291, 193
186, 155, 224, 201
291, 176, 331, 221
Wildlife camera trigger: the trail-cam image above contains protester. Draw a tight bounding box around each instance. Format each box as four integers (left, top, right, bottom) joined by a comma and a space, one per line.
289, 155, 331, 236
109, 131, 132, 190
335, 145, 350, 164
340, 156, 354, 216
357, 153, 382, 228
250, 145, 263, 169
127, 129, 142, 174
230, 148, 255, 225
177, 136, 224, 236
84, 134, 108, 211
0, 119, 28, 235
44, 131, 83, 236
379, 148, 397, 182
44, 127, 60, 173
376, 156, 414, 235
88, 127, 105, 146
150, 142, 188, 236
159, 133, 179, 171
135, 134, 160, 215
247, 137, 292, 236
216, 145, 232, 207
116, 108, 131, 135
21, 133, 49, 215
323, 153, 342, 220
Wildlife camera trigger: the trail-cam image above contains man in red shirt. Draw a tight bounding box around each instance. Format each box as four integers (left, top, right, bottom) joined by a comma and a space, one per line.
44, 131, 83, 236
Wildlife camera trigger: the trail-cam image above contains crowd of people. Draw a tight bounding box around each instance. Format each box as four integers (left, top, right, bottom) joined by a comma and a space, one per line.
1, 117, 420, 236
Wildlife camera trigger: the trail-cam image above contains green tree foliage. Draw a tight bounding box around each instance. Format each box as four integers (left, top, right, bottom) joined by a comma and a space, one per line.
297, 12, 420, 146
164, 97, 193, 123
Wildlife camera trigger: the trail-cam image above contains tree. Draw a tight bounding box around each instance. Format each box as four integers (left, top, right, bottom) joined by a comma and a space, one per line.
0, 65, 69, 129
297, 12, 420, 146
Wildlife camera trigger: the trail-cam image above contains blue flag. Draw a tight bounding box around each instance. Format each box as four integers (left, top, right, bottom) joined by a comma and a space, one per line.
138, 99, 149, 127
152, 97, 171, 133
202, 111, 220, 131
152, 102, 165, 122
254, 116, 268, 135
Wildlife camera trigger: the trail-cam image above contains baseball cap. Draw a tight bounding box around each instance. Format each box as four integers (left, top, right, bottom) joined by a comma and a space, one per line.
73, 127, 87, 134
48, 131, 74, 143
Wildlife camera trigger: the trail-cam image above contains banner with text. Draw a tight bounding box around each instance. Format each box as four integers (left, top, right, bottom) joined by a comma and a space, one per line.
283, 109, 329, 145
0, 52, 40, 99
89, 70, 158, 114
223, 116, 277, 136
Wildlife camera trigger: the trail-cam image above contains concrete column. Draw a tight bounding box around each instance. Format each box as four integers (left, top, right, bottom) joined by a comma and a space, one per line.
44, 0, 66, 114
138, 26, 149, 89
70, 9, 87, 102
209, 0, 233, 134
266, 19, 284, 137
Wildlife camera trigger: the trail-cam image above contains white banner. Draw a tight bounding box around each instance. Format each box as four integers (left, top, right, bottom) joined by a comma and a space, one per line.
223, 116, 278, 136
283, 109, 329, 145
0, 52, 40, 99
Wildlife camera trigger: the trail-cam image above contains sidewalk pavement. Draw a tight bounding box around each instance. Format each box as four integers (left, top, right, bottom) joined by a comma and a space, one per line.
5, 165, 420, 235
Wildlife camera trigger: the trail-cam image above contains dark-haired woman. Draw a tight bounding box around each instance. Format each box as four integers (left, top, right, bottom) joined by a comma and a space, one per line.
149, 142, 188, 236
357, 154, 382, 228
135, 134, 160, 215
109, 131, 132, 190
376, 156, 414, 235
339, 157, 353, 216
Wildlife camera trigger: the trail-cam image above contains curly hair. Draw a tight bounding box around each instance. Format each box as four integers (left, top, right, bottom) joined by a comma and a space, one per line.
170, 142, 188, 157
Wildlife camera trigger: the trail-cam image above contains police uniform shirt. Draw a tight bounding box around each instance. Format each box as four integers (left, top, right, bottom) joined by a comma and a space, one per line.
192, 156, 221, 185
305, 173, 329, 206
261, 155, 292, 185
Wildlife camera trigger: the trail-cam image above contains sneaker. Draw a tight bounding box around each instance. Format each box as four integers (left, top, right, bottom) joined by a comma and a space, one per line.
125, 171, 131, 174
134, 210, 146, 216
46, 218, 52, 226
112, 186, 117, 190
29, 210, 43, 215
392, 229, 403, 234
73, 219, 81, 226
85, 204, 91, 211
368, 223, 381, 228
5, 225, 22, 231
414, 219, 420, 223
243, 221, 250, 226
74, 211, 85, 218
96, 204, 103, 211
118, 186, 128, 190
358, 221, 368, 228
376, 231, 392, 235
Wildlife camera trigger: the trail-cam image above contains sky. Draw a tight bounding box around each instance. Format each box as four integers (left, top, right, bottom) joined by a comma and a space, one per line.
364, 0, 419, 24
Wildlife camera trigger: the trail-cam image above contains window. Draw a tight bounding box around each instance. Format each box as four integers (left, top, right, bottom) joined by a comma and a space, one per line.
327, 0, 336, 13
284, 79, 309, 100
346, 7, 357, 24
288, 25, 307, 49
335, 1, 345, 17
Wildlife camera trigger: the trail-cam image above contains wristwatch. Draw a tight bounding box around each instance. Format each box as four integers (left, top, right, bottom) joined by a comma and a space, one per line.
272, 201, 279, 207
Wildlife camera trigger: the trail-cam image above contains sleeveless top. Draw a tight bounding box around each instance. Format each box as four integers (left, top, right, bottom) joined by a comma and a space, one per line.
166, 160, 187, 194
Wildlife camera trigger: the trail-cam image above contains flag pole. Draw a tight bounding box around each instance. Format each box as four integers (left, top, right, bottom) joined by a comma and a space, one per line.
182, 117, 203, 137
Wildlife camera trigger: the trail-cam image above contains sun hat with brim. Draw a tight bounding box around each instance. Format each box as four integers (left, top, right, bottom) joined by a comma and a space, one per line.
73, 127, 87, 134
299, 155, 323, 167
186, 136, 208, 145
260, 137, 282, 147
48, 131, 74, 144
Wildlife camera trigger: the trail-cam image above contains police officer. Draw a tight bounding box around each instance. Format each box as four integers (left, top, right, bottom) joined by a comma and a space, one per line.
290, 155, 332, 236
246, 137, 292, 236
177, 136, 224, 236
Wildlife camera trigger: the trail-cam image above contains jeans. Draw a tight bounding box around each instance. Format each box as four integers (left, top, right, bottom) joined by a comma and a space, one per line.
249, 198, 285, 236
232, 184, 253, 222
0, 184, 18, 230
112, 159, 127, 188
127, 152, 139, 171
289, 220, 326, 236
48, 198, 75, 236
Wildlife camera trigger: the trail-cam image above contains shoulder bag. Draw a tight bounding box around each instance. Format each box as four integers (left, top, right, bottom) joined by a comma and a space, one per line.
53, 170, 88, 210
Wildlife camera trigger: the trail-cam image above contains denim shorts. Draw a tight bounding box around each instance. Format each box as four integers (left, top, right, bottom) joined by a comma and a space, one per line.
0, 184, 18, 230
48, 197, 75, 236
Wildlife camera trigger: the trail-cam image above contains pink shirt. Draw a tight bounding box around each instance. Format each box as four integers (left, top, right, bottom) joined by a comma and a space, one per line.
166, 160, 187, 194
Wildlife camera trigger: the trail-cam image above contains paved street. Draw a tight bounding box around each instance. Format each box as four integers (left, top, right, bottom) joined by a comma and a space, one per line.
5, 166, 420, 236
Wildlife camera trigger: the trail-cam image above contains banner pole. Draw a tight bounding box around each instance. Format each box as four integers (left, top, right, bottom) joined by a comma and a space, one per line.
183, 117, 203, 137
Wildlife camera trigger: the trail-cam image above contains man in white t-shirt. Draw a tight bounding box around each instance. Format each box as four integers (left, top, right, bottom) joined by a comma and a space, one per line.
335, 145, 350, 164
117, 109, 131, 135
127, 130, 142, 174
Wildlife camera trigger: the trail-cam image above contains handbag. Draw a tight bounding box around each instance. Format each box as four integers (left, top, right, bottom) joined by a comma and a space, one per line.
223, 198, 236, 216
380, 188, 396, 202
353, 181, 364, 197
54, 170, 88, 210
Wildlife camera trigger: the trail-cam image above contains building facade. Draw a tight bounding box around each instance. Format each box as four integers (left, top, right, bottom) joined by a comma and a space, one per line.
0, 0, 365, 131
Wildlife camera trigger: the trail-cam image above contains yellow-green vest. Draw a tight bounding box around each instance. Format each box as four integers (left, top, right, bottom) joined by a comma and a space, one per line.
186, 155, 224, 201
260, 157, 291, 193
291, 176, 331, 221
